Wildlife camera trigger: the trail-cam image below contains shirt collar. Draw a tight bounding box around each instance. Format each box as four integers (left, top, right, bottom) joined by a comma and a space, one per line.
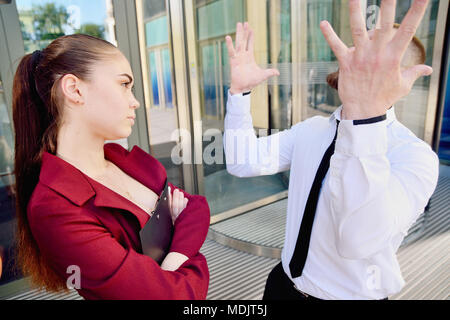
329, 105, 397, 125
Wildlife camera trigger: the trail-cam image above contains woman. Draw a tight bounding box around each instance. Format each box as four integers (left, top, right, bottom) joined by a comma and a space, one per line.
12, 34, 210, 300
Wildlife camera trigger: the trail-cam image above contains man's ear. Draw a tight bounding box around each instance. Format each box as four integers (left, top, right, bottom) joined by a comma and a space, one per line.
59, 74, 84, 105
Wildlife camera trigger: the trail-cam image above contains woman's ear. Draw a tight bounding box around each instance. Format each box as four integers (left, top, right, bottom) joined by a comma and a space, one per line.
59, 74, 84, 105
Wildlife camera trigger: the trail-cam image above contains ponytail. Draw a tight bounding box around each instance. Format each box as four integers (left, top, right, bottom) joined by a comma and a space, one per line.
12, 50, 67, 292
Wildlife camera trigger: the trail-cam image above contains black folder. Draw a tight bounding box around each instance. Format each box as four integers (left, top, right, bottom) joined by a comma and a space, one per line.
139, 179, 174, 265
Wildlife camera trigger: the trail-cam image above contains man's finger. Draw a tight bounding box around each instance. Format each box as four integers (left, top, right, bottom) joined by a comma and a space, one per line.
173, 189, 181, 216
402, 64, 433, 90
247, 28, 254, 52
320, 21, 348, 61
263, 68, 280, 80
349, 0, 368, 47
243, 22, 249, 50
235, 22, 243, 51
225, 35, 236, 58
391, 0, 429, 56
374, 0, 396, 44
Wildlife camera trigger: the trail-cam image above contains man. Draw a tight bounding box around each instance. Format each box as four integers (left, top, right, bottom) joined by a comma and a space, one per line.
223, 0, 439, 300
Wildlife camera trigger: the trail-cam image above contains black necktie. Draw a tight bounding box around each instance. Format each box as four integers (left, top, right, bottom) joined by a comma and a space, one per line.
289, 120, 340, 278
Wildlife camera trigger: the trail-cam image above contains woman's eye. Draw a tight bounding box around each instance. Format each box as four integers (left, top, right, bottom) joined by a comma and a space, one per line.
122, 82, 130, 87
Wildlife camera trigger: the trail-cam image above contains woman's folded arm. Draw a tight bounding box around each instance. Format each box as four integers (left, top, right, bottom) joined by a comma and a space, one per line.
28, 195, 209, 300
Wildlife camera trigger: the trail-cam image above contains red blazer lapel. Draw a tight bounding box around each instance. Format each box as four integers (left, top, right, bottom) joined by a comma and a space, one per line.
104, 143, 167, 195
39, 143, 168, 230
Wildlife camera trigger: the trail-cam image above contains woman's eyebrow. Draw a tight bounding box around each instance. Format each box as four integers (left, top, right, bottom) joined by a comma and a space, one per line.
118, 73, 134, 84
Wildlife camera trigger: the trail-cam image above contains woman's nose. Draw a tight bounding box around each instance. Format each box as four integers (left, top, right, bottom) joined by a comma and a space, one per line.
131, 96, 140, 109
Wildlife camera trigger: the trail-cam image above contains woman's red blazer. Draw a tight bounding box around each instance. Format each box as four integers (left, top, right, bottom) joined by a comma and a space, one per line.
27, 143, 210, 300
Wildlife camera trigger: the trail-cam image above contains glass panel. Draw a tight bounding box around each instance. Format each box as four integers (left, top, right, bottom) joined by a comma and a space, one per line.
143, 0, 166, 20
145, 15, 168, 47
196, 0, 289, 216
392, 0, 440, 139
0, 79, 18, 285
268, 0, 291, 130
200, 43, 219, 118
149, 50, 160, 107
161, 48, 173, 108
304, 0, 340, 119
138, 0, 184, 188
16, 0, 117, 53
197, 0, 245, 41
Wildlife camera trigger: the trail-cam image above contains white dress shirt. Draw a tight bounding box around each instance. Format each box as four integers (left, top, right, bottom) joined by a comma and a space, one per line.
223, 90, 439, 300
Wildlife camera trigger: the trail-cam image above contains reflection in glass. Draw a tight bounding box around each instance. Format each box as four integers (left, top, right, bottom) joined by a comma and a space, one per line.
268, 0, 292, 131
143, 0, 166, 20
304, 0, 341, 119
196, 0, 289, 215
392, 0, 440, 139
138, 0, 183, 188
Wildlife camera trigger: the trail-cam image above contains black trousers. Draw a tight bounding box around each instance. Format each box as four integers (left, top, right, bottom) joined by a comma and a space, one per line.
263, 262, 389, 301
262, 262, 321, 301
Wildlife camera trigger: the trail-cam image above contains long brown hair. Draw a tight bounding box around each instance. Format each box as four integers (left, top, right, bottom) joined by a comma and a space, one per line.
12, 34, 118, 292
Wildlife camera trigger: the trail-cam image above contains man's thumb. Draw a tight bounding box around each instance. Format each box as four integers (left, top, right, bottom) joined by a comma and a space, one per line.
264, 68, 280, 80
403, 65, 433, 88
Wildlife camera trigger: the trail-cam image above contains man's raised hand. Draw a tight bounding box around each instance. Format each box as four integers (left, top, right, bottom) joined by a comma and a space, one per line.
319, 0, 432, 120
225, 22, 280, 95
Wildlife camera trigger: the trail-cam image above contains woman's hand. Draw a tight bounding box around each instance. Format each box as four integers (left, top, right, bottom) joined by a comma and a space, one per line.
225, 22, 280, 95
168, 186, 188, 224
320, 0, 432, 120
162, 187, 190, 271
160, 252, 189, 272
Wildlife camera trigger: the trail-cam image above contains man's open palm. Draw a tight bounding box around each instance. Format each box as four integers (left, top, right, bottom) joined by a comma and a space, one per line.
320, 0, 432, 120
225, 22, 280, 95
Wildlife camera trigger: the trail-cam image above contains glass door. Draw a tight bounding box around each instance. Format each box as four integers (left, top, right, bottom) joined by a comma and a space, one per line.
136, 0, 184, 188
186, 0, 290, 220
199, 39, 228, 125
148, 47, 174, 110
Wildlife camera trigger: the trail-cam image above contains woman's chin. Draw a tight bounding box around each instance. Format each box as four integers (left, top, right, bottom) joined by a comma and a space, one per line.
107, 128, 133, 141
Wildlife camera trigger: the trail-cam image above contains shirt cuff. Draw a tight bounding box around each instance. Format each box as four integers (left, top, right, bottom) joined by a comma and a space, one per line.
335, 118, 388, 157
227, 89, 251, 115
